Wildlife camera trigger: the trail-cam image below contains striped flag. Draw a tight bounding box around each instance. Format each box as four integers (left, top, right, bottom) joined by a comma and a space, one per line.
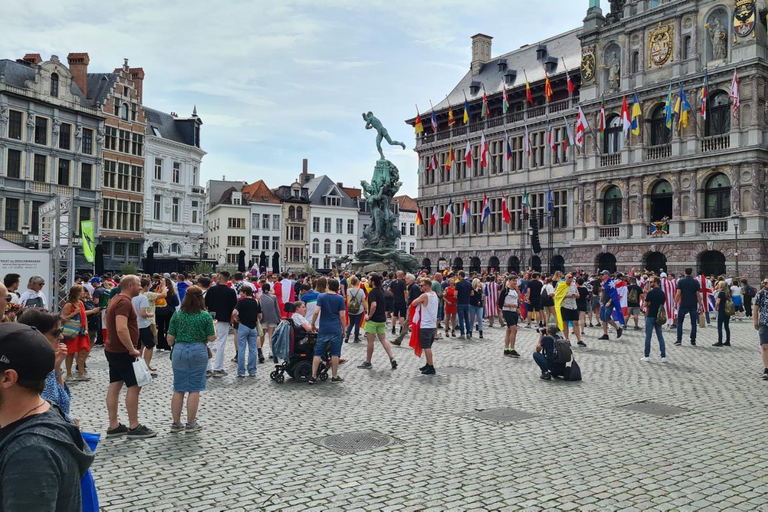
729, 68, 739, 117
502, 80, 509, 114
430, 109, 438, 132
700, 68, 709, 119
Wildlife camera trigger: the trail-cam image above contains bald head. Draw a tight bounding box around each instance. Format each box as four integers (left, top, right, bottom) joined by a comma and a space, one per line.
119, 274, 141, 298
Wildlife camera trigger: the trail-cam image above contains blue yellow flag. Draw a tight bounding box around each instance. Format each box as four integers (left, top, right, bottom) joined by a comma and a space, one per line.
664, 84, 673, 129
81, 220, 95, 264
675, 83, 691, 129
631, 92, 642, 135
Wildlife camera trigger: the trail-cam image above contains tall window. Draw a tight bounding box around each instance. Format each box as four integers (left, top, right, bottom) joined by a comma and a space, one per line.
313, 217, 320, 232
705, 173, 731, 218
153, 195, 161, 220
631, 51, 639, 74
34, 117, 47, 145
706, 92, 731, 136
603, 186, 622, 225
82, 128, 93, 154
8, 111, 22, 140
683, 36, 692, 60
50, 73, 59, 97
272, 215, 280, 230
57, 159, 70, 186
604, 116, 623, 154
252, 213, 260, 227
154, 158, 162, 180
31, 201, 43, 234
323, 239, 331, 254
172, 198, 180, 223
272, 237, 279, 251
335, 239, 342, 254
172, 162, 180, 183
553, 190, 568, 228
4, 199, 19, 231
336, 218, 343, 233
120, 103, 129, 120
59, 123, 71, 150
262, 237, 270, 250
103, 160, 116, 188
104, 127, 117, 150
33, 154, 46, 182
80, 163, 92, 189
131, 133, 143, 156
347, 240, 354, 255
289, 206, 295, 219
650, 105, 671, 146
262, 215, 270, 229
118, 130, 130, 153
6, 149, 21, 179
192, 166, 197, 186
324, 218, 331, 233
347, 219, 354, 234
251, 236, 260, 250
296, 207, 303, 220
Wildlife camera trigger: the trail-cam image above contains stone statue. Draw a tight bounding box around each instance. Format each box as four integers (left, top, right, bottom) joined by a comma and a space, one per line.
707, 18, 727, 60
362, 111, 406, 160
96, 128, 105, 144
52, 118, 60, 138
0, 105, 7, 134
608, 52, 621, 90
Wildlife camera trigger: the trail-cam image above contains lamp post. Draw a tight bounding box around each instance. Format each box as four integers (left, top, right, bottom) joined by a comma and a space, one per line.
732, 213, 740, 277
20, 225, 29, 247
305, 242, 310, 269
197, 235, 205, 264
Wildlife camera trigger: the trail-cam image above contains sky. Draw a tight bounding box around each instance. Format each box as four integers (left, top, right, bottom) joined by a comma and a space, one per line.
1, 0, 609, 198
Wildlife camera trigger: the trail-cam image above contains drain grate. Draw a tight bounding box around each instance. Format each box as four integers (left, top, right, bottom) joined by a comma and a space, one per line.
467, 407, 537, 424
439, 366, 476, 374
311, 431, 401, 455
621, 401, 687, 417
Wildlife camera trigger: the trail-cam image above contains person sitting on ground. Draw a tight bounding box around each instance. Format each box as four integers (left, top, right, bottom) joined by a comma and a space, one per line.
533, 323, 570, 380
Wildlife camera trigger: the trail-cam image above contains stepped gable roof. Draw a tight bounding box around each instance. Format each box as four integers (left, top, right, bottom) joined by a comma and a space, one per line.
144, 106, 196, 146
242, 180, 280, 204
393, 194, 418, 212
430, 28, 581, 114
305, 175, 357, 208
85, 72, 118, 105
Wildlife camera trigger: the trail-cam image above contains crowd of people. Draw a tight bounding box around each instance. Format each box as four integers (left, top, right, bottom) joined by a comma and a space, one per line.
0, 265, 767, 509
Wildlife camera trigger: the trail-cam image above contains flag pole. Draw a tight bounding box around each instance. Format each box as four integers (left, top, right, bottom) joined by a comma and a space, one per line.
522, 68, 530, 114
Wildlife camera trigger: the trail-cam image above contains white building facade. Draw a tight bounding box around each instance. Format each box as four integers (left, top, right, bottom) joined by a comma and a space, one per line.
205, 185, 251, 267
306, 175, 358, 271
241, 179, 282, 270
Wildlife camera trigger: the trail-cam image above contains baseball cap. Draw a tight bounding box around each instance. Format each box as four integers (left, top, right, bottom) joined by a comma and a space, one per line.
163, 273, 171, 279
89, 277, 101, 284
660, 272, 668, 278
600, 270, 610, 275
0, 323, 55, 381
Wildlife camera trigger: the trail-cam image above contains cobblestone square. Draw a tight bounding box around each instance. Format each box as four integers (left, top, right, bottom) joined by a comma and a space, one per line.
75, 319, 768, 511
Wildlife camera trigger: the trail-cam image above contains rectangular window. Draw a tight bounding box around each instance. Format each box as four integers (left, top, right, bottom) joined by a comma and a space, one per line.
113, 99, 121, 116
347, 219, 354, 234
531, 131, 545, 169
34, 117, 47, 145
105, 127, 117, 151
510, 135, 524, 172
252, 213, 260, 227
192, 210, 198, 224
4, 198, 19, 231
251, 236, 259, 250
172, 198, 179, 223
262, 215, 270, 230
154, 158, 162, 180
114, 242, 126, 257
131, 103, 138, 122
80, 163, 92, 189
103, 160, 116, 188
131, 165, 143, 192
272, 214, 280, 230
262, 237, 270, 250
192, 166, 197, 186
227, 254, 238, 265
553, 190, 568, 228
312, 217, 320, 232
59, 123, 71, 150
8, 111, 22, 140
228, 218, 246, 229
33, 154, 46, 182
129, 202, 142, 232
118, 130, 130, 153
57, 159, 70, 186
6, 149, 21, 179
82, 128, 93, 155
490, 139, 503, 175
153, 195, 161, 220
129, 243, 140, 257
131, 133, 143, 156
409, 223, 415, 236
401, 222, 406, 235
324, 218, 331, 233
172, 162, 180, 183
336, 218, 342, 233
77, 207, 91, 234
272, 236, 279, 251
227, 236, 245, 247
31, 201, 44, 235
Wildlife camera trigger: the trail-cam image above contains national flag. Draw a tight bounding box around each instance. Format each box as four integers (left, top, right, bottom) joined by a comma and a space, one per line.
430, 110, 438, 132
522, 190, 529, 216
621, 95, 631, 136
480, 132, 489, 167
482, 89, 490, 118
429, 153, 439, 172
603, 277, 625, 325
564, 115, 575, 148
430, 205, 438, 226
502, 80, 509, 114
501, 194, 511, 224
544, 72, 553, 102
631, 92, 642, 135
448, 106, 456, 126
664, 83, 674, 129
414, 110, 424, 134
464, 139, 472, 168
408, 302, 422, 357
463, 99, 471, 123
417, 159, 424, 176
675, 83, 691, 129
575, 106, 588, 147
461, 198, 470, 226
415, 208, 424, 226
446, 144, 454, 171
547, 119, 555, 151
481, 193, 491, 225
525, 74, 533, 106
700, 68, 709, 119
729, 68, 739, 117
505, 133, 513, 160
565, 58, 575, 95
524, 125, 531, 156
547, 188, 553, 215
443, 202, 453, 226
598, 98, 607, 133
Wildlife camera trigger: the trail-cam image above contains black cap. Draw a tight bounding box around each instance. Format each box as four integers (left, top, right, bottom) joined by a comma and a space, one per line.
0, 323, 54, 381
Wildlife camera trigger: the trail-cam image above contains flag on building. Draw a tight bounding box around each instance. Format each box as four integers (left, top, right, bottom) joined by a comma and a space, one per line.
501, 194, 511, 224
631, 92, 642, 135
446, 144, 454, 171
547, 119, 556, 151
564, 115, 575, 148
730, 67, 740, 117
524, 125, 531, 156
448, 107, 455, 126
480, 132, 489, 167
675, 83, 691, 129
565, 58, 575, 95
463, 98, 471, 123
430, 109, 438, 132
482, 89, 490, 118
598, 97, 607, 133
621, 95, 631, 136
464, 139, 472, 168
502, 80, 509, 114
81, 220, 95, 264
506, 133, 513, 160
522, 190, 529, 216
545, 72, 553, 102
481, 193, 491, 225
414, 109, 424, 134
575, 106, 588, 148
700, 68, 709, 119
443, 202, 453, 226
547, 188, 554, 215
430, 205, 438, 226
461, 197, 470, 226
415, 208, 424, 226
664, 83, 674, 129
429, 153, 439, 172
525, 75, 534, 106
417, 159, 424, 176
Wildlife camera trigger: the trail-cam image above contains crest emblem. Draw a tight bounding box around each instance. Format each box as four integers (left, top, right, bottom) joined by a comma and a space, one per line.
581, 46, 596, 83
649, 22, 674, 68
733, 0, 756, 38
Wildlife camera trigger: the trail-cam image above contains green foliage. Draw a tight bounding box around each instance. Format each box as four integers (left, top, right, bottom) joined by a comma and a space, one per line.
120, 262, 139, 275
217, 264, 238, 275
193, 262, 214, 275
299, 264, 318, 276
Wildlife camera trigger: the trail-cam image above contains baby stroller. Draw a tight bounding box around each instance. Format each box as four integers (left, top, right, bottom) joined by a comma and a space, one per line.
269, 303, 331, 383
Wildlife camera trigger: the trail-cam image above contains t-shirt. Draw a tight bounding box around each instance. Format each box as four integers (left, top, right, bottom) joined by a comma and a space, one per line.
456, 279, 472, 304
717, 291, 728, 314
431, 280, 444, 305
302, 290, 320, 326
143, 291, 160, 326
167, 310, 215, 342
105, 294, 139, 353
367, 287, 387, 323
576, 286, 589, 310
627, 284, 643, 307
562, 282, 578, 310
407, 282, 421, 306
527, 280, 543, 304
754, 289, 768, 327
317, 292, 345, 333
468, 287, 483, 307
389, 279, 406, 304
132, 294, 151, 329
502, 289, 519, 309
730, 285, 741, 297
235, 298, 262, 329
177, 281, 189, 303
645, 287, 665, 318
676, 276, 701, 309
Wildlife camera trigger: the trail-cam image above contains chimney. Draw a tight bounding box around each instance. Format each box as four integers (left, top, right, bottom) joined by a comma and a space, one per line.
22, 53, 42, 67
67, 53, 90, 97
336, 182, 344, 188
302, 158, 308, 175
129, 67, 145, 104
470, 34, 493, 75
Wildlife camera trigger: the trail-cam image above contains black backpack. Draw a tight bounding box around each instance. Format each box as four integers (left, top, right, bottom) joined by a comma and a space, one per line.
552, 336, 573, 364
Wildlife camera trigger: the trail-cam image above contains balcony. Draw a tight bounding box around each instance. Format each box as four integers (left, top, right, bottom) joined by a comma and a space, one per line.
0, 231, 23, 243
600, 153, 621, 167
191, 186, 205, 195
599, 226, 621, 238
645, 144, 671, 161
700, 219, 729, 233
700, 134, 730, 153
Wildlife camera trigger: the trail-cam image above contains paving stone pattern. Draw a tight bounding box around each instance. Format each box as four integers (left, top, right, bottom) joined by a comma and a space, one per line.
73, 319, 768, 511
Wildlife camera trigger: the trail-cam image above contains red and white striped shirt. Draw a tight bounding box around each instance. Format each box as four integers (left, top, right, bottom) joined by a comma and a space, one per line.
485, 281, 499, 317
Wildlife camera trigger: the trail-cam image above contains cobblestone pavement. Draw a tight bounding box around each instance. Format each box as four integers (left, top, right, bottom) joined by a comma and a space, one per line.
74, 317, 768, 511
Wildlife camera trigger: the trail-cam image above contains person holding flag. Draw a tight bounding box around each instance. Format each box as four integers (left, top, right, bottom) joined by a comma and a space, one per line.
409, 277, 439, 375
598, 271, 624, 340
558, 273, 585, 347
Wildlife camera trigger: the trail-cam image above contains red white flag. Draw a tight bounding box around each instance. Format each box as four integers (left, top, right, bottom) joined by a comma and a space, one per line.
729, 68, 740, 118
480, 132, 489, 167
430, 153, 439, 172
501, 194, 511, 224
621, 95, 631, 136
575, 106, 589, 148
430, 204, 437, 226
524, 125, 531, 156
464, 139, 472, 168
598, 100, 607, 133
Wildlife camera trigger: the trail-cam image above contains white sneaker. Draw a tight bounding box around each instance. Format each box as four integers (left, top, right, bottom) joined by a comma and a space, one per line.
661, 357, 667, 363
640, 356, 650, 362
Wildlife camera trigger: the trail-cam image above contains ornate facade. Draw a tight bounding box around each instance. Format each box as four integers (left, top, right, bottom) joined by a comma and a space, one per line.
409, 0, 768, 279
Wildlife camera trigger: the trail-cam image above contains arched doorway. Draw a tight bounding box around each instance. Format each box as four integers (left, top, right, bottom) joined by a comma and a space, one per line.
488, 256, 500, 273
551, 255, 565, 273
650, 180, 673, 222
644, 251, 667, 274
699, 250, 726, 277
530, 255, 542, 272
421, 258, 431, 273
508, 256, 520, 273
470, 257, 481, 273
453, 257, 463, 270
596, 253, 617, 273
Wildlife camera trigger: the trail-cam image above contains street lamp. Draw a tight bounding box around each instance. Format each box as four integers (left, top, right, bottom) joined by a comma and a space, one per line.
197, 234, 205, 263
20, 225, 30, 247
305, 242, 310, 268
732, 213, 740, 277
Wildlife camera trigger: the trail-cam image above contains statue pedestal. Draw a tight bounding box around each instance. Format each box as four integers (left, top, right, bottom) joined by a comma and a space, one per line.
349, 247, 420, 274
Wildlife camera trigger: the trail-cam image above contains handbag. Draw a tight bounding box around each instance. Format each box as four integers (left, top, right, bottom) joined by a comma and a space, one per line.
566, 358, 582, 381
132, 358, 153, 387
63, 302, 87, 340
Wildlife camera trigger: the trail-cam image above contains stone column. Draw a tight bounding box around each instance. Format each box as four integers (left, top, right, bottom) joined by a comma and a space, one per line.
636, 177, 645, 221
674, 16, 683, 62
732, 165, 741, 214
578, 185, 585, 224
622, 178, 630, 223
591, 182, 598, 224
689, 169, 698, 218
751, 76, 759, 128
690, 16, 698, 63
673, 172, 681, 219
751, 164, 763, 212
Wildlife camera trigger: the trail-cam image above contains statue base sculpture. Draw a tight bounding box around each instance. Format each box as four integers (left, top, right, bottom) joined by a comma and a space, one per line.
345, 247, 420, 274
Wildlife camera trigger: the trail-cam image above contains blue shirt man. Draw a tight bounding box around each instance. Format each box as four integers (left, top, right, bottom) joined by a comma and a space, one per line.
309, 278, 346, 384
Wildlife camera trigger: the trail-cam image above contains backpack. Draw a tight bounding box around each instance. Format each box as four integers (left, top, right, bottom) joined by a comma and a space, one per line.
725, 297, 736, 317
743, 285, 756, 299
628, 288, 639, 304
540, 287, 550, 303
24, 296, 44, 308
656, 305, 667, 325
552, 336, 573, 364
348, 289, 362, 315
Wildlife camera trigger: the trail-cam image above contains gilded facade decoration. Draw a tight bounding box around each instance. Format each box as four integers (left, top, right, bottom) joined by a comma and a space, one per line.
649, 22, 674, 68
733, 0, 757, 39
581, 45, 596, 83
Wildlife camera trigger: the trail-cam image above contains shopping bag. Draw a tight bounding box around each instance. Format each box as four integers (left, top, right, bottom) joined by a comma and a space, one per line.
80, 432, 100, 512
132, 358, 153, 387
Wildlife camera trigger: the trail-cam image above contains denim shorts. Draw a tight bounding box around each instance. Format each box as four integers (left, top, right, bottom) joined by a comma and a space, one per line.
759, 325, 768, 346
314, 331, 343, 357
599, 305, 613, 322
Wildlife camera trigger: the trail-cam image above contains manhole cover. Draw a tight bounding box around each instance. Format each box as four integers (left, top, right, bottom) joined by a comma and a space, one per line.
467, 407, 537, 424
311, 431, 401, 455
621, 401, 687, 417
439, 366, 476, 374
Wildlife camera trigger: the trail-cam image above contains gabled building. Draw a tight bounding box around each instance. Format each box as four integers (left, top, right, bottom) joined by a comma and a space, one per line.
394, 194, 417, 256
306, 173, 358, 271
274, 162, 310, 272
241, 179, 281, 270
205, 181, 250, 267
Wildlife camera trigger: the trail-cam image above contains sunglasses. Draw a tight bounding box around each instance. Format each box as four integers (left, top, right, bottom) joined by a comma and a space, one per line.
50, 329, 63, 337
4, 295, 10, 302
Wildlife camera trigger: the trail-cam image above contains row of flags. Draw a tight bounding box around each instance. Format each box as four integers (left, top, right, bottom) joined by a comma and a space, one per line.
415, 189, 556, 228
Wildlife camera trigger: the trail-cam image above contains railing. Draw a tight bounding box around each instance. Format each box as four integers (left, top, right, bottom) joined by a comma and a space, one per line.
528, 105, 546, 118
57, 185, 74, 197
507, 112, 525, 123
700, 134, 730, 152
645, 144, 671, 161
436, 131, 451, 141
0, 231, 23, 243
468, 121, 484, 133
700, 220, 729, 233
487, 117, 506, 128
548, 99, 570, 114
600, 153, 621, 167
29, 182, 51, 194
599, 226, 621, 238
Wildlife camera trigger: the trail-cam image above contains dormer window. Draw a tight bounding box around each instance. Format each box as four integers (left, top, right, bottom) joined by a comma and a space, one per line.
50, 73, 59, 97
504, 69, 517, 85
232, 192, 242, 205
469, 81, 481, 95
292, 188, 300, 198
326, 196, 341, 207
497, 59, 508, 72
544, 57, 558, 73
536, 44, 548, 60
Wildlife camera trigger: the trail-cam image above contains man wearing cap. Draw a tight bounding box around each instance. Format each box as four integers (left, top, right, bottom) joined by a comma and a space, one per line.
598, 271, 624, 340
0, 323, 94, 510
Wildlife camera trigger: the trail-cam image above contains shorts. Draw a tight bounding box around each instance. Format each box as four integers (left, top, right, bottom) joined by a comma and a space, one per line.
138, 327, 156, 349
105, 350, 138, 388
577, 303, 588, 312
314, 331, 343, 357
365, 320, 387, 335
599, 305, 613, 322
263, 323, 278, 329
591, 297, 601, 310
392, 302, 407, 318
65, 334, 90, 354
561, 307, 580, 322
420, 328, 436, 349
385, 297, 394, 312
529, 301, 543, 312
733, 295, 743, 307
759, 325, 768, 345
628, 306, 641, 316
503, 310, 519, 326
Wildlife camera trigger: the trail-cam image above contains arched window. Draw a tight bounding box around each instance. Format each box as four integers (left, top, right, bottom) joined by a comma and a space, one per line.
597, 253, 617, 273
288, 206, 295, 219
706, 92, 731, 136
507, 256, 520, 273
631, 51, 639, 74
312, 238, 319, 253
551, 255, 565, 273
171, 243, 181, 254
296, 206, 303, 220
50, 73, 59, 97
705, 173, 731, 218
152, 241, 163, 254
453, 257, 463, 270
120, 103, 129, 120
650, 105, 671, 146
603, 185, 623, 225
699, 250, 726, 276
470, 257, 481, 273
604, 115, 623, 154
335, 239, 342, 254
683, 36, 692, 60
650, 180, 673, 221
346, 240, 353, 255
323, 239, 331, 254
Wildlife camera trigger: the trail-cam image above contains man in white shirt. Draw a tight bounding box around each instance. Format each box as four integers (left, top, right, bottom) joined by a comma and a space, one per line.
411, 278, 439, 375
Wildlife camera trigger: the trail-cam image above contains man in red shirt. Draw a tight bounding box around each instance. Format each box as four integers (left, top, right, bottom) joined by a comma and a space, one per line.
104, 275, 156, 439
